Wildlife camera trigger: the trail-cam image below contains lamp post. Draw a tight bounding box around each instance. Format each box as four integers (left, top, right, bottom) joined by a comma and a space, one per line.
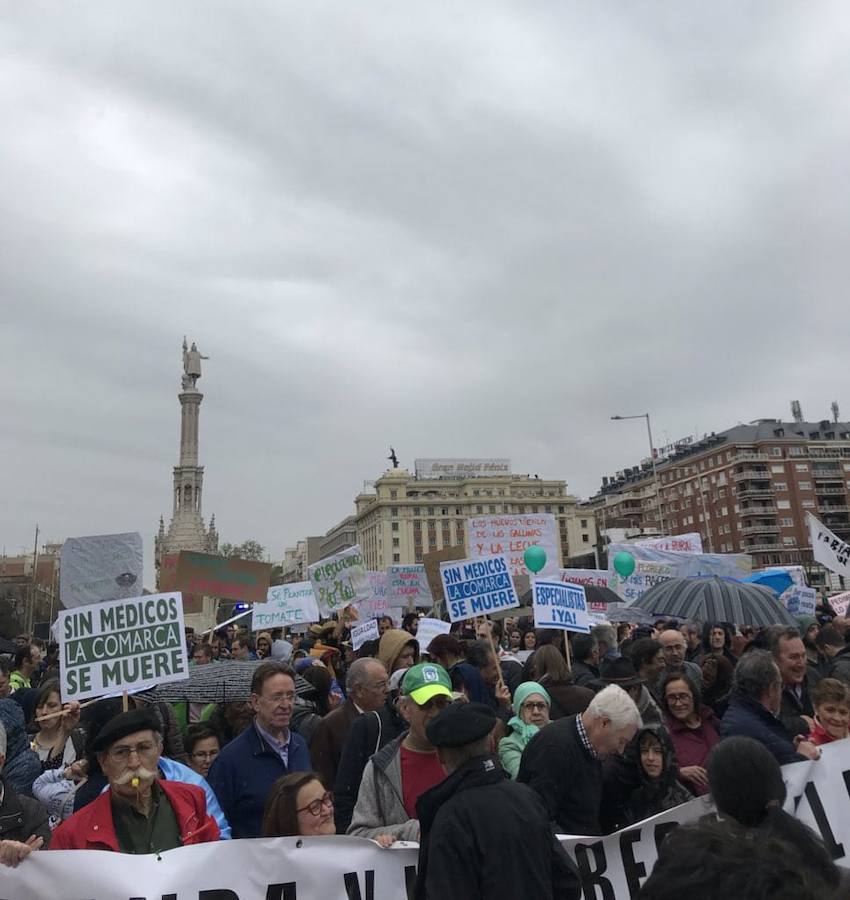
610, 414, 668, 535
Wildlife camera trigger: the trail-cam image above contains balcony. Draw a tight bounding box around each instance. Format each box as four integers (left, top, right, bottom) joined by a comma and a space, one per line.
816, 486, 845, 495
737, 486, 776, 499
739, 505, 777, 515
735, 452, 771, 463
819, 505, 850, 514
813, 470, 842, 480
741, 524, 781, 536
733, 469, 772, 481
745, 542, 783, 552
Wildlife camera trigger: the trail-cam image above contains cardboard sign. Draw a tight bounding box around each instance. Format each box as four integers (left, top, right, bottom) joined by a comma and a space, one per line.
439, 554, 519, 623
175, 552, 271, 604
829, 591, 850, 617
559, 568, 610, 589
252, 582, 320, 631
308, 545, 371, 616
532, 580, 591, 633
60, 532, 144, 609
158, 553, 203, 615
609, 560, 676, 603
351, 618, 380, 651
634, 532, 703, 554
466, 514, 560, 577
387, 565, 432, 608
423, 546, 466, 604
785, 585, 817, 617
415, 616, 452, 654
58, 592, 188, 702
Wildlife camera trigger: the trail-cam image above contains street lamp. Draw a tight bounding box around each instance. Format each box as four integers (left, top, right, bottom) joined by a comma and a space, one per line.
610, 414, 668, 535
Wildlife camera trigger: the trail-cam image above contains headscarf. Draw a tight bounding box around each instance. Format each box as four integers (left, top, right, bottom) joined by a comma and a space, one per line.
450, 663, 491, 705
508, 681, 552, 741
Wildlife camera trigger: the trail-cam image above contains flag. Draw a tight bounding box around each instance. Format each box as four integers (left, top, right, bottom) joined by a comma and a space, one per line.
807, 513, 850, 579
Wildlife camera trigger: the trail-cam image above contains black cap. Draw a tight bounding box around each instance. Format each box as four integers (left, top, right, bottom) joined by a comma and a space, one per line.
426, 701, 496, 748
89, 708, 162, 755
598, 657, 644, 688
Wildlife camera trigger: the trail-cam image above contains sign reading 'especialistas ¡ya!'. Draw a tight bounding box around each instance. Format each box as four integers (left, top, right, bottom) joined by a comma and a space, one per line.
57, 592, 188, 702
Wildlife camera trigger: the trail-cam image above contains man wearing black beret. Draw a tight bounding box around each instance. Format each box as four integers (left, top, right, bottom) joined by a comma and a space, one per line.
414, 701, 580, 900
50, 709, 219, 852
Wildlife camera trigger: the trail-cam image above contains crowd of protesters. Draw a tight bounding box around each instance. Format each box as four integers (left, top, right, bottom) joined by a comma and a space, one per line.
1, 594, 850, 898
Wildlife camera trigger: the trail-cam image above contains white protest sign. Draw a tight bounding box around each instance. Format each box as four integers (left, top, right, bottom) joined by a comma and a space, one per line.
809, 512, 850, 579
57, 592, 188, 702
829, 591, 850, 617
351, 618, 380, 651
785, 585, 817, 617
356, 572, 404, 625
466, 513, 561, 577
532, 580, 591, 633
60, 532, 144, 609
560, 568, 610, 589
251, 581, 320, 631
634, 532, 703, 553
307, 545, 371, 616
415, 616, 452, 653
387, 564, 433, 608
439, 554, 519, 622
607, 542, 752, 582
608, 560, 676, 603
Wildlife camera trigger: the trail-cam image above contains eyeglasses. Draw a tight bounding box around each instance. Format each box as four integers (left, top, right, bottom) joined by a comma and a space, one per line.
297, 791, 333, 817
666, 693, 693, 705
521, 701, 548, 712
262, 692, 296, 704
191, 750, 219, 760
108, 740, 159, 762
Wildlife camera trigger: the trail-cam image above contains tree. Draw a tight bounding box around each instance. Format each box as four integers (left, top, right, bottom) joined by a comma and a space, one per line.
219, 539, 266, 561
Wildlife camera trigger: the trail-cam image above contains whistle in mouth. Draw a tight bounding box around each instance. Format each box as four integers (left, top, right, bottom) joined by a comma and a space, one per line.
131, 777, 140, 789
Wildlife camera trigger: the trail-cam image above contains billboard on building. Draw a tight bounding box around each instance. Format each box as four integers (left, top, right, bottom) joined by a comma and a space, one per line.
415, 458, 511, 479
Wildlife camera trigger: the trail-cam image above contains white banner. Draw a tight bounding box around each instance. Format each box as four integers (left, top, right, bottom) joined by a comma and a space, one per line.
387, 564, 433, 608
57, 592, 188, 702
533, 580, 591, 633
634, 532, 703, 553
59, 532, 144, 609
308, 546, 371, 616
440, 555, 519, 622
466, 513, 561, 578
809, 512, 850, 579
415, 616, 451, 653
252, 581, 320, 631
608, 561, 676, 604
351, 618, 380, 651
560, 568, 610, 589
6, 742, 850, 897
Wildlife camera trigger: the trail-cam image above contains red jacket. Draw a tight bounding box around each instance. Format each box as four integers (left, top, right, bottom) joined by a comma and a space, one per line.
807, 720, 846, 746
50, 780, 219, 851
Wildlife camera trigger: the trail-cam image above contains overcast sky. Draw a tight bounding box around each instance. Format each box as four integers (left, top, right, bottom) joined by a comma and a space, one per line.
4, 2, 850, 585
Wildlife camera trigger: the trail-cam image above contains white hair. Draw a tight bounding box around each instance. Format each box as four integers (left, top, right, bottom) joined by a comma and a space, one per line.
586, 684, 642, 730
0, 721, 6, 757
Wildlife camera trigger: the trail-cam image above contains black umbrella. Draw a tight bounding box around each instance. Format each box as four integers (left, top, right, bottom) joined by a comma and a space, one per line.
604, 606, 657, 625
627, 576, 798, 627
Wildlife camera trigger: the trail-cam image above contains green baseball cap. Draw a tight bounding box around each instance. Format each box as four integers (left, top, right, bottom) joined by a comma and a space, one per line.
401, 662, 452, 705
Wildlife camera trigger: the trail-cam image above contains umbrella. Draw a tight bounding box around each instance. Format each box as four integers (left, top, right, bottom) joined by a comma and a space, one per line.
140, 660, 315, 705
604, 606, 657, 625
742, 570, 795, 598
627, 576, 798, 627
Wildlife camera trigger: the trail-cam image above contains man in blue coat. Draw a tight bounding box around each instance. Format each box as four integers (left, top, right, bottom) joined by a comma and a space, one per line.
208, 661, 311, 837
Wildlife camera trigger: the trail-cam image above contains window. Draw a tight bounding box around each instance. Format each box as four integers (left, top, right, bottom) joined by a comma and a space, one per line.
393, 553, 401, 562
476, 505, 483, 513
392, 537, 399, 547
413, 506, 420, 516
559, 506, 565, 513
771, 465, 785, 473
391, 507, 399, 517
795, 464, 809, 471
489, 505, 496, 514
721, 506, 728, 516
774, 482, 787, 491
777, 500, 791, 510
780, 518, 793, 527
790, 447, 804, 456
581, 518, 588, 528
802, 499, 815, 508
771, 448, 782, 457
391, 522, 399, 532
782, 537, 796, 546
441, 507, 448, 515
582, 534, 590, 543
390, 490, 398, 500
798, 481, 811, 491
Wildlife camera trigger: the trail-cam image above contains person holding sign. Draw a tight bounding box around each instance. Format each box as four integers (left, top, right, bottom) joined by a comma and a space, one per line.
50, 709, 219, 852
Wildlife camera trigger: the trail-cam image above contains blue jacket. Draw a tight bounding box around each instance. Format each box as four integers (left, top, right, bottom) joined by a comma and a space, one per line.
159, 757, 231, 840
208, 720, 311, 838
720, 694, 804, 766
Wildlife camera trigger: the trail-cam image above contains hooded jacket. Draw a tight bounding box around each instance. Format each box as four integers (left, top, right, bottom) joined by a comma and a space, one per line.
377, 630, 417, 676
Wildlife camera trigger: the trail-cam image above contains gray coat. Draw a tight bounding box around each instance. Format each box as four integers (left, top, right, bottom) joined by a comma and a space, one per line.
347, 733, 421, 841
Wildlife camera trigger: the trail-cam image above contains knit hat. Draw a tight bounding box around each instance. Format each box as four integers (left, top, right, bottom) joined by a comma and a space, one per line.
511, 681, 551, 716
795, 615, 818, 636
401, 663, 452, 706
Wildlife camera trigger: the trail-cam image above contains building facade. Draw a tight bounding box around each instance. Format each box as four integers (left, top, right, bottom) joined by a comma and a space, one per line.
352, 462, 596, 571
590, 417, 850, 586
280, 537, 324, 583
319, 515, 358, 559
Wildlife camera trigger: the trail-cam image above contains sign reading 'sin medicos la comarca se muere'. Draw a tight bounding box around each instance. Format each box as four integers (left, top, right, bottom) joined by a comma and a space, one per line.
58, 592, 188, 702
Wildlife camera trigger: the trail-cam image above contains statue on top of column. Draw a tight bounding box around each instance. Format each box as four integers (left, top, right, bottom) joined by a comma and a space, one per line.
182, 336, 209, 389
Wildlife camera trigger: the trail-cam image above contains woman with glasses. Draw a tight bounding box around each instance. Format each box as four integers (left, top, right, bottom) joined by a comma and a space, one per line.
659, 668, 720, 796
185, 724, 221, 779
498, 682, 551, 779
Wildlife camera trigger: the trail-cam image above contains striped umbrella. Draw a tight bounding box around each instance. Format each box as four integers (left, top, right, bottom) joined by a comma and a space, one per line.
626, 576, 798, 627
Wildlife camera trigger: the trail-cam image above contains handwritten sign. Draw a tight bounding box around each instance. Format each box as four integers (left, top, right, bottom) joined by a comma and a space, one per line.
252, 582, 320, 630
175, 552, 271, 604
415, 617, 452, 654
466, 514, 560, 577
423, 546, 466, 604
158, 553, 203, 614
60, 532, 144, 609
439, 554, 519, 623
533, 580, 591, 633
785, 585, 817, 617
387, 565, 432, 608
351, 618, 380, 651
559, 568, 610, 588
58, 592, 188, 702
608, 560, 675, 603
829, 592, 850, 617
308, 546, 371, 616
634, 533, 703, 554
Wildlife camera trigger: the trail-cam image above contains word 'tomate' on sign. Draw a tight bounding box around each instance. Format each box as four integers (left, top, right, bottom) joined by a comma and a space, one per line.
58, 592, 188, 702
308, 545, 371, 616
252, 581, 320, 631
532, 580, 591, 633
439, 554, 519, 623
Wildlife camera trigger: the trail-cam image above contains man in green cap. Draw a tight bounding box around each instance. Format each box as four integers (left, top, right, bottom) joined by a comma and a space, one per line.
347, 663, 452, 841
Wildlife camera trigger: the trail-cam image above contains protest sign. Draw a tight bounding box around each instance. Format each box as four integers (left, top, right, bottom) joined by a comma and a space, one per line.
60, 532, 144, 609
634, 532, 703, 553
355, 571, 404, 624
809, 512, 850, 578
423, 545, 466, 604
532, 580, 591, 633
308, 545, 371, 616
608, 560, 676, 603
351, 618, 380, 651
251, 581, 320, 630
388, 564, 433, 608
466, 513, 560, 577
158, 552, 203, 614
785, 585, 817, 617
175, 551, 272, 603
415, 616, 451, 653
439, 554, 519, 622
560, 568, 610, 589
57, 592, 188, 702
829, 591, 850, 617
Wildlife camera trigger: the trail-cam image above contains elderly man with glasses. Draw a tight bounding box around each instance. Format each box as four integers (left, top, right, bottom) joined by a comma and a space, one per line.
50, 709, 219, 852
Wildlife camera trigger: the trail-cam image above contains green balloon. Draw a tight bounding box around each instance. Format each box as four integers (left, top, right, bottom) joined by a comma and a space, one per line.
613, 551, 636, 578
524, 545, 547, 574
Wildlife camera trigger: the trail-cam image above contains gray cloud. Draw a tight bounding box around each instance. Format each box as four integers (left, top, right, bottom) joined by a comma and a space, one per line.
3, 2, 849, 584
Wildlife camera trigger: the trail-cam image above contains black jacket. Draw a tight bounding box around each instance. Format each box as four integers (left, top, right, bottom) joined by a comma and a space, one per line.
570, 661, 599, 688
415, 755, 580, 900
779, 673, 818, 740
828, 646, 850, 686
0, 777, 51, 847
517, 714, 603, 835
333, 700, 406, 834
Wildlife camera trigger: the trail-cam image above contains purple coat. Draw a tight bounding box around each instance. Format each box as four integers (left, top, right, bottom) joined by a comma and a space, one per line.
664, 706, 720, 796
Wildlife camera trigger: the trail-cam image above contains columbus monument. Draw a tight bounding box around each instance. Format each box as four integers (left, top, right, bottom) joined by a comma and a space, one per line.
155, 337, 219, 586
